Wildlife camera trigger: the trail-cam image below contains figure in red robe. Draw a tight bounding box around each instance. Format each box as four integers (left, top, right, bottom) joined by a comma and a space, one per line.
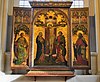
73, 33, 87, 64
56, 31, 66, 65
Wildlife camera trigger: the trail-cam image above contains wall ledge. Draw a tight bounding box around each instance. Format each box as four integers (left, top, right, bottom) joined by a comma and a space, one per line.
91, 52, 98, 56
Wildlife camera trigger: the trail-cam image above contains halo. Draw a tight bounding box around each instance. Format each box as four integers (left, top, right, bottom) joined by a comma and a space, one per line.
47, 22, 53, 27
77, 31, 83, 35
19, 31, 25, 35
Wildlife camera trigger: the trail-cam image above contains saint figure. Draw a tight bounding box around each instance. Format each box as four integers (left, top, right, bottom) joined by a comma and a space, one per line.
34, 32, 45, 64
73, 33, 87, 64
14, 33, 28, 65
56, 31, 66, 64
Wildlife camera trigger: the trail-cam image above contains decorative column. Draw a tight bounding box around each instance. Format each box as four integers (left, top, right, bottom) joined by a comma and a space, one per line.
94, 0, 100, 74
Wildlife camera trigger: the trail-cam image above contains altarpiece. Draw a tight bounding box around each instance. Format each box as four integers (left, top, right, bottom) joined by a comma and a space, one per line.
11, 1, 90, 74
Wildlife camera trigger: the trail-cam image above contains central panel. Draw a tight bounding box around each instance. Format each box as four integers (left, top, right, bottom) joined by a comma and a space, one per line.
32, 8, 70, 67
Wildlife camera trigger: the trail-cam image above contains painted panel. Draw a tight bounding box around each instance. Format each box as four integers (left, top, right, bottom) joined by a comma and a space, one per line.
11, 8, 31, 69
32, 8, 70, 67
71, 8, 90, 69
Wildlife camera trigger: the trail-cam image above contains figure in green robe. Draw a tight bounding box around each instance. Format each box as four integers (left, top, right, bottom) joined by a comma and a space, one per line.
14, 33, 28, 65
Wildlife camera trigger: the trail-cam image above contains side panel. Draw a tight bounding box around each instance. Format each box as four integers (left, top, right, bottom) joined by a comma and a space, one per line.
70, 8, 90, 69
11, 7, 31, 69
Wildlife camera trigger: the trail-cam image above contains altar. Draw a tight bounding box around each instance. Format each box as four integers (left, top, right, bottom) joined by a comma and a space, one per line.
11, 1, 90, 80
